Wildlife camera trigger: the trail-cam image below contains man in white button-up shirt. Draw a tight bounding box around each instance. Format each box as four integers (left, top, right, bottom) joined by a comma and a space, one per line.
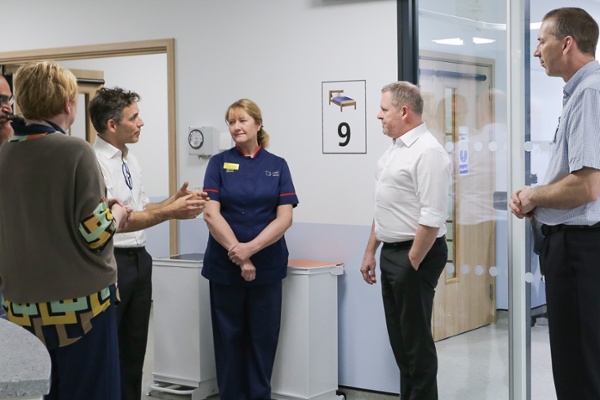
360, 81, 451, 400
89, 87, 208, 400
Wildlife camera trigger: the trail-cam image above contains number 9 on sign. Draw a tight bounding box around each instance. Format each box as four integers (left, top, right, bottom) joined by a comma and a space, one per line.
321, 80, 366, 154
338, 122, 351, 147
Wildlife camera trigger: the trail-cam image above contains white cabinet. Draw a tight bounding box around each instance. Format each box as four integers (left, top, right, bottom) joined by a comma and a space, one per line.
272, 260, 345, 400
150, 253, 217, 400
150, 255, 344, 400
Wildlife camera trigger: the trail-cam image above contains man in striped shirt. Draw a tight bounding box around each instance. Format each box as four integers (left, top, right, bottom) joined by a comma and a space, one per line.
510, 7, 600, 400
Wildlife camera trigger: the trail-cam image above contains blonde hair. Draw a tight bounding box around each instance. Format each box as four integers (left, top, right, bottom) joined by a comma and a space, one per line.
15, 61, 78, 120
225, 98, 270, 149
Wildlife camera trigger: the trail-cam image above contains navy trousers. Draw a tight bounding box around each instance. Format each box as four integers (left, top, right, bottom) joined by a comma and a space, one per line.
380, 238, 447, 400
46, 297, 120, 400
209, 281, 282, 400
541, 229, 600, 400
114, 247, 153, 400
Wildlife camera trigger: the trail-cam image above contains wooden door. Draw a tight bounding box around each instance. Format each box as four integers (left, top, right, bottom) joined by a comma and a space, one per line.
69, 68, 104, 144
419, 52, 497, 341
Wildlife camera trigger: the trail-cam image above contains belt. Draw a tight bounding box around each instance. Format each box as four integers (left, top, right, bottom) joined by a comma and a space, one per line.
382, 236, 446, 251
541, 223, 600, 236
114, 246, 146, 255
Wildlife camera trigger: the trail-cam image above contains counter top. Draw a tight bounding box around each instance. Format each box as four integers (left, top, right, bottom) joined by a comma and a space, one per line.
0, 318, 50, 398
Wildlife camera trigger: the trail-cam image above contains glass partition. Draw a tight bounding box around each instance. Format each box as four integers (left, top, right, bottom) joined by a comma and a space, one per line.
419, 1, 510, 398
419, 1, 600, 399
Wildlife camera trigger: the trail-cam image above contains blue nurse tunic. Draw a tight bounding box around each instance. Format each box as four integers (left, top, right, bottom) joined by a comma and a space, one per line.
202, 145, 298, 285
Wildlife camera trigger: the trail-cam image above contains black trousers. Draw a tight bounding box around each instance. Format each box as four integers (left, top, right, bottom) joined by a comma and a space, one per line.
380, 238, 447, 400
540, 229, 600, 400
209, 281, 282, 400
114, 247, 153, 400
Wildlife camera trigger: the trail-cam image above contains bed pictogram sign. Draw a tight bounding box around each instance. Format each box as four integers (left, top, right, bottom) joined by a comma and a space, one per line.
329, 89, 357, 112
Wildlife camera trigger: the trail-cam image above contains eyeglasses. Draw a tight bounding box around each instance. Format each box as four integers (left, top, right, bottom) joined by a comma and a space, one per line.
122, 162, 133, 190
0, 95, 14, 107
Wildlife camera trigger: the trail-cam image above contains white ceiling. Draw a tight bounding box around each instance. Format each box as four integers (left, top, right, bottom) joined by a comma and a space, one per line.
418, 0, 600, 58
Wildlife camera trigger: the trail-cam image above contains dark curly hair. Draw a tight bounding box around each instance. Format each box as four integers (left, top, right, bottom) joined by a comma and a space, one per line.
88, 87, 141, 133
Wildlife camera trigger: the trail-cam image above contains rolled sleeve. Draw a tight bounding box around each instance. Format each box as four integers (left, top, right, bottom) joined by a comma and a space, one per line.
415, 147, 451, 228
419, 206, 448, 228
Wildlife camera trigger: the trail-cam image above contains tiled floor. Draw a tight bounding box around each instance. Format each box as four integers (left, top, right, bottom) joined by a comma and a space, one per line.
142, 310, 555, 400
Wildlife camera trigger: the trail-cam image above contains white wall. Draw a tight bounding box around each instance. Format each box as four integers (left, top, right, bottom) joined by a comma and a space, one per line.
6, 0, 395, 227
176, 0, 398, 226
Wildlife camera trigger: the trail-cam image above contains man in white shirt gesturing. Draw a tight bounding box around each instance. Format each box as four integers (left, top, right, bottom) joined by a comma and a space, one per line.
89, 87, 208, 400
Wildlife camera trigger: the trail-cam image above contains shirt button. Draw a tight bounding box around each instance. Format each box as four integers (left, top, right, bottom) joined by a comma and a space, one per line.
241, 211, 245, 215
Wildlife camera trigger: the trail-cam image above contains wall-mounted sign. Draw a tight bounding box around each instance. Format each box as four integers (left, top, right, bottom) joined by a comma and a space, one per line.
322, 80, 366, 154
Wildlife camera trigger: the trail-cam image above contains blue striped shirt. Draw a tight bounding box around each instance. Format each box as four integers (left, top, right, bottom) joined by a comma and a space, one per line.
536, 60, 600, 225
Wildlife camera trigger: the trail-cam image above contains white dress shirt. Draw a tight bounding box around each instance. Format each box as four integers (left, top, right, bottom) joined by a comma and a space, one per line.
374, 123, 451, 243
93, 136, 150, 248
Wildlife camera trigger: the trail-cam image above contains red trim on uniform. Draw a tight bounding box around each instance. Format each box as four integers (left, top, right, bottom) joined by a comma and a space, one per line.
205, 189, 219, 193
235, 144, 262, 158
280, 192, 296, 197
251, 145, 262, 158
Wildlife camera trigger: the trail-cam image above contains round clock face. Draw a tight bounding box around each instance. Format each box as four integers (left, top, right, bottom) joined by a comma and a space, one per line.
188, 129, 204, 149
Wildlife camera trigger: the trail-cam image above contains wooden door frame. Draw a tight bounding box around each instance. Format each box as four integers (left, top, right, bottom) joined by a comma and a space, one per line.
0, 39, 179, 255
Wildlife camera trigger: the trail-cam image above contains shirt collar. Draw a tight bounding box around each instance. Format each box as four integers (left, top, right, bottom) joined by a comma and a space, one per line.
563, 60, 600, 103
395, 122, 428, 148
94, 135, 128, 160
235, 144, 263, 158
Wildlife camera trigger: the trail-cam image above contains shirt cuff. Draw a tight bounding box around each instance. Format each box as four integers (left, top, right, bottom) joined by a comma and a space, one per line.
419, 207, 448, 228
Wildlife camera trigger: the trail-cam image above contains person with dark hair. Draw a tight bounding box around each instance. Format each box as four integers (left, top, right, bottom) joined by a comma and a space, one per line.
202, 98, 298, 400
89, 86, 208, 400
0, 74, 14, 320
510, 7, 600, 400
0, 75, 13, 146
0, 61, 132, 399
360, 81, 451, 400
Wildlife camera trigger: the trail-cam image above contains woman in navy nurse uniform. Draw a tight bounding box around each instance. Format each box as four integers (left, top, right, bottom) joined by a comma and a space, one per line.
202, 98, 298, 400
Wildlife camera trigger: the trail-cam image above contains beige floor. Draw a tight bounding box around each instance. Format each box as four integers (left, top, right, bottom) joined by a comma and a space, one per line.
142, 310, 555, 400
